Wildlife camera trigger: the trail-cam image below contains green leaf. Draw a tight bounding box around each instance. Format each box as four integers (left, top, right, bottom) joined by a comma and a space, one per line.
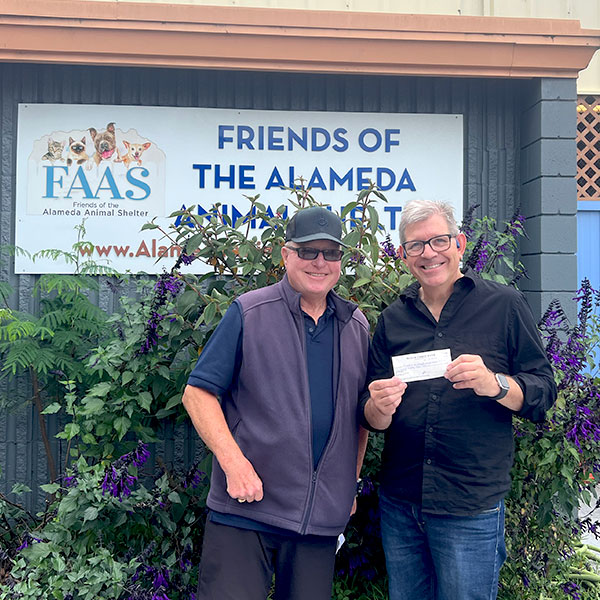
367, 206, 380, 232
82, 396, 104, 415
88, 382, 113, 397
353, 277, 372, 288
357, 188, 370, 202
113, 512, 128, 528
185, 232, 205, 254
355, 263, 372, 280
158, 365, 171, 380
22, 541, 52, 560
342, 229, 360, 248
560, 464, 574, 485
83, 506, 99, 522
137, 391, 153, 412
155, 408, 175, 420
81, 433, 96, 445
122, 371, 134, 385
11, 483, 32, 495
0, 281, 14, 304
204, 302, 217, 326
271, 244, 282, 265
168, 491, 182, 504
538, 450, 558, 467
341, 202, 358, 218
165, 394, 182, 410
113, 416, 131, 440
58, 423, 80, 440
40, 483, 60, 494
41, 402, 62, 415
241, 263, 255, 276
177, 289, 199, 317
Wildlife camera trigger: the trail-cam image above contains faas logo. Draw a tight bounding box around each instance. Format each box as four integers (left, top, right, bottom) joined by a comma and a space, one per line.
27, 122, 166, 218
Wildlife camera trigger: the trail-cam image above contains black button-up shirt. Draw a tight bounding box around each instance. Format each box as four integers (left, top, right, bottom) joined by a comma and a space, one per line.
362, 269, 556, 516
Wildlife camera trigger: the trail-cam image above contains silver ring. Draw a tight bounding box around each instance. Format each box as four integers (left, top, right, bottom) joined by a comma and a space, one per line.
237, 498, 246, 503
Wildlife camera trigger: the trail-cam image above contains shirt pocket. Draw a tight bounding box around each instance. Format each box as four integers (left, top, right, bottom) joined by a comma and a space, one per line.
449, 330, 509, 372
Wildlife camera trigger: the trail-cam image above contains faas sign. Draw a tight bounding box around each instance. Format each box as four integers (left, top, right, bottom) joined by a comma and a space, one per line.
15, 104, 463, 274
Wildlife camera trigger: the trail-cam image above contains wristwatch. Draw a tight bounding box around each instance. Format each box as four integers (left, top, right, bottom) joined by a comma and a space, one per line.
492, 373, 510, 400
356, 478, 364, 496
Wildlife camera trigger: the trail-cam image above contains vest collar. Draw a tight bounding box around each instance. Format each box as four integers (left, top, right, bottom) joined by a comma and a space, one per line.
279, 274, 357, 324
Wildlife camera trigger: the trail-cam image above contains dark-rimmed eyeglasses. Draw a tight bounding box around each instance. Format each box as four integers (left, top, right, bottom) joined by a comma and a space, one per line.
286, 246, 344, 262
402, 234, 454, 257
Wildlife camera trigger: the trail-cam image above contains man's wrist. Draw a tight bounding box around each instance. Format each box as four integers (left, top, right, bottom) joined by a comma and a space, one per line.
356, 478, 364, 496
365, 398, 392, 430
490, 373, 510, 400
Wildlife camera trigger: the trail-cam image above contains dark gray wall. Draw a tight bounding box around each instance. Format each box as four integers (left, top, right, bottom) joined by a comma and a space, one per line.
0, 63, 574, 507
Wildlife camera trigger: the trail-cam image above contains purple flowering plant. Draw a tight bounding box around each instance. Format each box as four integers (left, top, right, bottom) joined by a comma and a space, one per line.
501, 279, 600, 598
461, 208, 527, 286
2, 442, 209, 600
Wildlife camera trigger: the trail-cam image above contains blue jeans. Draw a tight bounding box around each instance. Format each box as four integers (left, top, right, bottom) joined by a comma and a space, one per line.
379, 493, 506, 600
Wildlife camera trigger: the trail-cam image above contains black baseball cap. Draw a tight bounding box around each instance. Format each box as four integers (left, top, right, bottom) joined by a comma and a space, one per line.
285, 206, 345, 246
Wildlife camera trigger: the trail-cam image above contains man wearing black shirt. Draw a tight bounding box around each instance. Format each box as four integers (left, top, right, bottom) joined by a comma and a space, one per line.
362, 199, 556, 600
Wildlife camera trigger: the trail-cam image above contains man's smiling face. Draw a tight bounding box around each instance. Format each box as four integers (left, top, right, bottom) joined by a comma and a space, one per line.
401, 214, 466, 294
281, 239, 342, 302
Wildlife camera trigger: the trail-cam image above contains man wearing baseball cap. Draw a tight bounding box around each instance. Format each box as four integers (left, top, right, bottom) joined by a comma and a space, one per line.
183, 206, 370, 600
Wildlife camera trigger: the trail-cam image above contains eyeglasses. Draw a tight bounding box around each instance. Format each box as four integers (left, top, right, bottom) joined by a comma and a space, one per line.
402, 234, 454, 257
286, 246, 344, 262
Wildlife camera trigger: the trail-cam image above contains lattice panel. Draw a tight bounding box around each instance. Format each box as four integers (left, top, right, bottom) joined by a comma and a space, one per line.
577, 95, 600, 201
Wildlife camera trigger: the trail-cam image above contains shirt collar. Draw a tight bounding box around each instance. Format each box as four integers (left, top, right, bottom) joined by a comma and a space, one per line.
279, 274, 356, 323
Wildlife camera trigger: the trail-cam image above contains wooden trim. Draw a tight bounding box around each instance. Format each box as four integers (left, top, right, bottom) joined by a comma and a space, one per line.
1, 0, 600, 78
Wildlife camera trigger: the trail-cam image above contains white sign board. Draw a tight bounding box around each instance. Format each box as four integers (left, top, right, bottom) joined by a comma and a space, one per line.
15, 104, 463, 273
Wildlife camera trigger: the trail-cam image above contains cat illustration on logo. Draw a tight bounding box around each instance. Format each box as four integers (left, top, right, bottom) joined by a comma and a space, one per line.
66, 136, 90, 167
41, 139, 65, 164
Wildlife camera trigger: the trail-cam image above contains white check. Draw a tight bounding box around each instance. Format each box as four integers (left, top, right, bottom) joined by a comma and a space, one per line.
392, 349, 452, 383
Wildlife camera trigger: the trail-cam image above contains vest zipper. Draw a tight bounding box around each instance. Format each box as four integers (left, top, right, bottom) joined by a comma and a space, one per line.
300, 470, 318, 535
300, 316, 343, 534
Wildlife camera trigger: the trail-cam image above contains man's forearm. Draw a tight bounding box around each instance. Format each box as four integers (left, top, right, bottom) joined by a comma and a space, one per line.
495, 376, 524, 412
181, 384, 246, 472
183, 384, 264, 501
356, 426, 369, 478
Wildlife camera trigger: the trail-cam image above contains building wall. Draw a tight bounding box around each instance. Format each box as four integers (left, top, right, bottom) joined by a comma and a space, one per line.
0, 62, 530, 506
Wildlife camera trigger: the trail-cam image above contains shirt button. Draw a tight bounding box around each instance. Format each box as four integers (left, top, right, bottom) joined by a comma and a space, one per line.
428, 427, 434, 433
437, 332, 444, 338
431, 394, 438, 401
309, 327, 314, 333
426, 459, 432, 465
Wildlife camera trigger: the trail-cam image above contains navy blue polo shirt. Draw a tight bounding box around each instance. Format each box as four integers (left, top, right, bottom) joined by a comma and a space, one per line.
187, 299, 335, 535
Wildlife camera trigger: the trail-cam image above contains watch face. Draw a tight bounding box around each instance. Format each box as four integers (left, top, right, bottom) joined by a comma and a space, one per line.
494, 373, 510, 399
496, 373, 509, 390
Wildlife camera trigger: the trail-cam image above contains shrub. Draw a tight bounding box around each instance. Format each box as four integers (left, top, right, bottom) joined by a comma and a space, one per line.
1, 190, 599, 599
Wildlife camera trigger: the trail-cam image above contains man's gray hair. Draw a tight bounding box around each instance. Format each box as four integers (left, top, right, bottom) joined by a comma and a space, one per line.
398, 199, 460, 243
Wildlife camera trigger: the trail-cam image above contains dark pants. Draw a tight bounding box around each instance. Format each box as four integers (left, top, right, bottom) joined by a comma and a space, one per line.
197, 519, 338, 600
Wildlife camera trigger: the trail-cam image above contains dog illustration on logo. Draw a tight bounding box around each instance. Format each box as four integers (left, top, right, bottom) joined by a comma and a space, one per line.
66, 136, 90, 167
88, 122, 117, 166
116, 140, 152, 169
